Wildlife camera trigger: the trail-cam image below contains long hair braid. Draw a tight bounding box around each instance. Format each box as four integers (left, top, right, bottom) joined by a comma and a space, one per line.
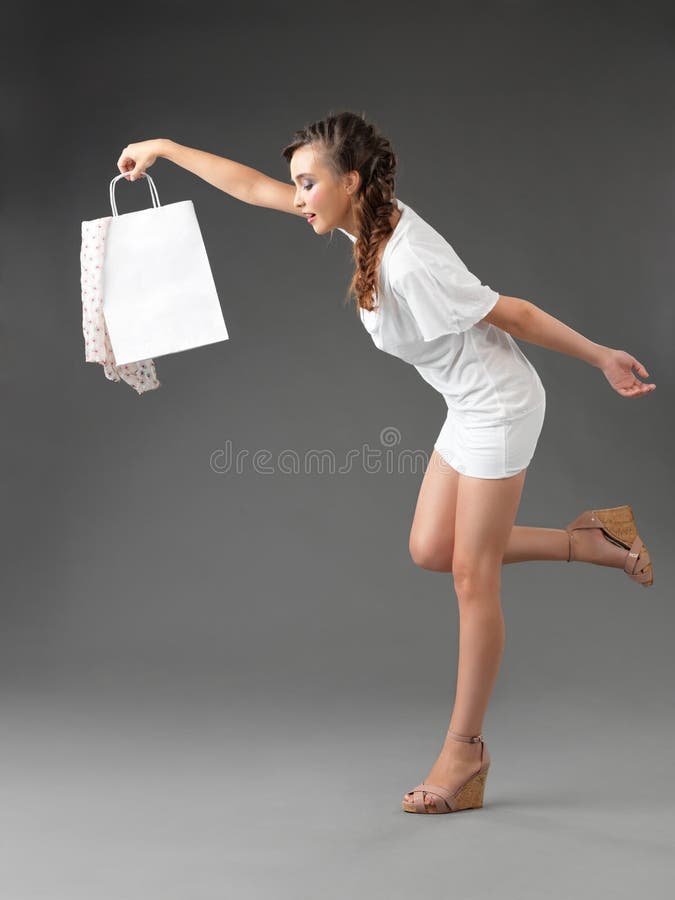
281, 110, 398, 313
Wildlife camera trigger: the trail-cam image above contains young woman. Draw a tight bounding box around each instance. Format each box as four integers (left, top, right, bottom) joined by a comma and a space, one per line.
116, 111, 656, 816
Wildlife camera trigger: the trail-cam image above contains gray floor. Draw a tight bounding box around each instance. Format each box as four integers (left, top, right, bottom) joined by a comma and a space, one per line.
1, 673, 672, 900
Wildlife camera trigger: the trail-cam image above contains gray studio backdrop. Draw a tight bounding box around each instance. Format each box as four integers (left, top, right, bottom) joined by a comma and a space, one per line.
3, 2, 674, 899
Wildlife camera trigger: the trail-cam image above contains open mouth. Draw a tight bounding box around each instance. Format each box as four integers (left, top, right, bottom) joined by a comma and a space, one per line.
305, 213, 316, 223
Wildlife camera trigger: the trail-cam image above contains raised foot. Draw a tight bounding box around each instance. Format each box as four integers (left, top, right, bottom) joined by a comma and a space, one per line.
568, 524, 654, 585
570, 527, 633, 568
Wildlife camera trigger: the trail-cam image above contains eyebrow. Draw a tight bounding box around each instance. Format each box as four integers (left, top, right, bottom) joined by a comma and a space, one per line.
290, 172, 315, 183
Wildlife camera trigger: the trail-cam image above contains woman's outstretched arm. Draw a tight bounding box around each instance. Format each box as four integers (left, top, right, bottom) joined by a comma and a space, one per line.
117, 138, 301, 215
484, 295, 656, 398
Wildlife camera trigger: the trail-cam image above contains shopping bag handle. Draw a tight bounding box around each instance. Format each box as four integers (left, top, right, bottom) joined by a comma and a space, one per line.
109, 171, 161, 217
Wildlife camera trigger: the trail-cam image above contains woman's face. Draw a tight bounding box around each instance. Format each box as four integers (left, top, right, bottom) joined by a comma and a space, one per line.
290, 144, 358, 235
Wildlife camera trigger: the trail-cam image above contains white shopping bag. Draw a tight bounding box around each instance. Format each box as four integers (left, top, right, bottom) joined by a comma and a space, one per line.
102, 172, 228, 365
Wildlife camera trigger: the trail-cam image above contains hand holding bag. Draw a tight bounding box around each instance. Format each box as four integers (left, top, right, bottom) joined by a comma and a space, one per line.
102, 172, 229, 366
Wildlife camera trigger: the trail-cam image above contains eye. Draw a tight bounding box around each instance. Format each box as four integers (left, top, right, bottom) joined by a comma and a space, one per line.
302, 182, 314, 190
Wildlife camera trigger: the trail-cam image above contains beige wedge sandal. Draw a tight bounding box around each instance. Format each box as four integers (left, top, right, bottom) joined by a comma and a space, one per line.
402, 730, 491, 815
565, 504, 653, 587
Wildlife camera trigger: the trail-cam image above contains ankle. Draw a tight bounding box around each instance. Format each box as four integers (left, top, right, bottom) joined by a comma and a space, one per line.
444, 730, 484, 755
447, 728, 483, 742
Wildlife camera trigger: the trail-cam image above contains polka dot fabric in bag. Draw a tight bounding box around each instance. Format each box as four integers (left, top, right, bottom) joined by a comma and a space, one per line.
80, 216, 161, 394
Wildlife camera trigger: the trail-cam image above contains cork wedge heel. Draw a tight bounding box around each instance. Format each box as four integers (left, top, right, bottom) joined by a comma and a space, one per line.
402, 730, 491, 815
565, 504, 653, 587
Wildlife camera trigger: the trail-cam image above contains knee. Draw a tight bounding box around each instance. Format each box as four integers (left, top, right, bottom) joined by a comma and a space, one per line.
409, 534, 454, 572
451, 558, 502, 598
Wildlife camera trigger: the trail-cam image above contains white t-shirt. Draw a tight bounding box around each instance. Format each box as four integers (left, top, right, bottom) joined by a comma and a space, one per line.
338, 198, 545, 423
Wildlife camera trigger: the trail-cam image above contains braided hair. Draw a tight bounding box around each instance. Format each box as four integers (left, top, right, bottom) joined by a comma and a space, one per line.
281, 110, 398, 314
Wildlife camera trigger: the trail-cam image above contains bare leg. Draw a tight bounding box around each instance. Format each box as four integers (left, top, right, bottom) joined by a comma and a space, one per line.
408, 452, 630, 572
503, 524, 631, 567
503, 526, 569, 563
405, 468, 527, 810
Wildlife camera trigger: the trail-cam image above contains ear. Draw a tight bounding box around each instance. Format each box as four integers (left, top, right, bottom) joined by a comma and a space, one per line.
343, 170, 361, 194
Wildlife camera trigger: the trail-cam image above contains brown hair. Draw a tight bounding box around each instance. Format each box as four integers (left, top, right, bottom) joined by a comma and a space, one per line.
281, 110, 398, 313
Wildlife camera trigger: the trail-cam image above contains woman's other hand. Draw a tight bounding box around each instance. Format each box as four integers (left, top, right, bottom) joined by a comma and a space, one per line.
600, 349, 656, 398
117, 139, 165, 181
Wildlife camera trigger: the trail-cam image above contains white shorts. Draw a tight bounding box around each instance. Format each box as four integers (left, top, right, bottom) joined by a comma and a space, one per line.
433, 400, 546, 479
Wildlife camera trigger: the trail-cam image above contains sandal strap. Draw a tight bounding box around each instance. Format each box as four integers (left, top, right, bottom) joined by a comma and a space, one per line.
447, 729, 483, 743
410, 782, 457, 812
566, 530, 575, 562
624, 535, 644, 576
625, 536, 652, 583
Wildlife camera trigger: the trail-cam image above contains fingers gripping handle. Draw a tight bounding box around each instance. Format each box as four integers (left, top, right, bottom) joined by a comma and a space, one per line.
109, 172, 161, 217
